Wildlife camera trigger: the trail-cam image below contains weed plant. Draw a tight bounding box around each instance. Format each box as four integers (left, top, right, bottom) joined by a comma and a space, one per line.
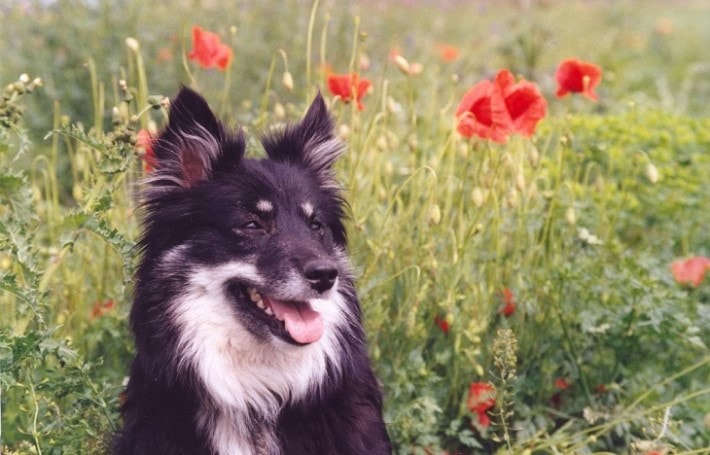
1, 1, 709, 453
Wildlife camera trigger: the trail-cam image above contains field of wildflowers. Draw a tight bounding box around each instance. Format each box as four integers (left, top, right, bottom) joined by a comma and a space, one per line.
1, 0, 709, 453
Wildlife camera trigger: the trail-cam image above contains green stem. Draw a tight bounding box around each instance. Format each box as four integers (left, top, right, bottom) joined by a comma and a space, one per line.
305, 0, 321, 101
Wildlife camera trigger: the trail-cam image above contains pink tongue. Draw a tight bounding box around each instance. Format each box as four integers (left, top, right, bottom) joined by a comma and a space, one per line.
265, 298, 324, 344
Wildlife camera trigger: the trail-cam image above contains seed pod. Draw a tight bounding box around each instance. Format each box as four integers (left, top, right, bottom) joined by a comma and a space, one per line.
472, 187, 485, 208
565, 207, 577, 225
282, 71, 294, 91
125, 37, 140, 52
274, 102, 286, 120
645, 163, 659, 184
428, 204, 441, 225
393, 55, 411, 75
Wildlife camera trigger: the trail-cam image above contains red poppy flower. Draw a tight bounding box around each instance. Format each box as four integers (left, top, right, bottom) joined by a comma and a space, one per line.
434, 315, 450, 334
437, 43, 460, 62
499, 288, 516, 317
456, 69, 546, 143
188, 26, 233, 71
90, 299, 116, 320
554, 378, 570, 390
456, 79, 508, 143
495, 70, 547, 137
136, 129, 157, 173
467, 382, 496, 427
555, 58, 602, 101
327, 73, 371, 111
671, 256, 710, 288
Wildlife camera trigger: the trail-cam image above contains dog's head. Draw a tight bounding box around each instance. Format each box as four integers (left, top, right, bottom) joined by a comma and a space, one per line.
138, 88, 355, 348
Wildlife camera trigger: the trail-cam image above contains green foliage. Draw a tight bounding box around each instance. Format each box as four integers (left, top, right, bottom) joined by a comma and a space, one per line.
2, 1, 709, 453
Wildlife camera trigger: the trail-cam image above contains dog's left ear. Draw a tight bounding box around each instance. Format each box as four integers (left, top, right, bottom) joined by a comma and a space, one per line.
262, 92, 343, 184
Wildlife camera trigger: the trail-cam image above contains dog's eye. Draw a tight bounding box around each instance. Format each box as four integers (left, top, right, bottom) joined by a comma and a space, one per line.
309, 219, 324, 232
240, 221, 262, 230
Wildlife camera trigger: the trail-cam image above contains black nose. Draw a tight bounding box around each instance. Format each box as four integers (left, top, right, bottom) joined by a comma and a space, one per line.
304, 260, 338, 293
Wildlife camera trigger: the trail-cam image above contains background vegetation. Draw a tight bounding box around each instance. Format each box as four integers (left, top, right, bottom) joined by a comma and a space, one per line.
1, 0, 709, 453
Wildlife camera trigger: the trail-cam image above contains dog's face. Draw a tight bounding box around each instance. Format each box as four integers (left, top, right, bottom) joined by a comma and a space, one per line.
136, 89, 358, 421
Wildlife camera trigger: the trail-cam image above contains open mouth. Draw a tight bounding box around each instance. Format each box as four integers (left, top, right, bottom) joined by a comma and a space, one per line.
235, 285, 324, 345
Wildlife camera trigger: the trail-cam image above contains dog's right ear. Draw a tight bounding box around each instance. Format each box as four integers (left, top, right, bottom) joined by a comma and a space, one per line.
151, 87, 245, 188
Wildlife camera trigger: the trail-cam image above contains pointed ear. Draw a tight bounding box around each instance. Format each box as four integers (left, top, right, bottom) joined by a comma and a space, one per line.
151, 87, 244, 188
262, 92, 344, 184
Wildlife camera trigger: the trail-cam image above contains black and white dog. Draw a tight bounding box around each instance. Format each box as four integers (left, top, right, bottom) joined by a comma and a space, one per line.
115, 87, 391, 454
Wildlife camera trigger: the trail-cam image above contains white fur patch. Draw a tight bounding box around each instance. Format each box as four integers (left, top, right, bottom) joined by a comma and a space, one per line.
168, 261, 348, 455
304, 136, 344, 188
301, 202, 314, 218
256, 199, 273, 212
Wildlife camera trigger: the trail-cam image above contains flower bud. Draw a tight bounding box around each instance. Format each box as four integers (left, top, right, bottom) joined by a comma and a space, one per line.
72, 184, 83, 202
645, 162, 659, 184
111, 106, 121, 124
19, 73, 30, 84
393, 55, 411, 75
409, 62, 423, 75
274, 102, 286, 120
386, 96, 401, 114
506, 187, 518, 209
125, 37, 140, 52
282, 71, 294, 91
565, 207, 577, 225
428, 204, 441, 226
515, 172, 526, 193
471, 187, 485, 208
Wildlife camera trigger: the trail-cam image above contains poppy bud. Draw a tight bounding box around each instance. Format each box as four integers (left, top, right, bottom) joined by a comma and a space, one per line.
387, 96, 401, 114
72, 183, 83, 202
428, 204, 441, 226
506, 188, 519, 209
515, 172, 526, 193
125, 37, 140, 52
472, 187, 485, 208
409, 62, 423, 75
393, 55, 411, 75
565, 207, 577, 225
274, 102, 286, 120
282, 71, 294, 91
111, 106, 121, 125
646, 163, 659, 184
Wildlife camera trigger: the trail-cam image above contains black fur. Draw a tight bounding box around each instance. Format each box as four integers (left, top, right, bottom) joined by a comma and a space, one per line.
114, 87, 391, 454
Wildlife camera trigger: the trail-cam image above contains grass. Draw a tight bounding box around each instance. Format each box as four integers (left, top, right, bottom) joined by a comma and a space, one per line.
1, 0, 709, 453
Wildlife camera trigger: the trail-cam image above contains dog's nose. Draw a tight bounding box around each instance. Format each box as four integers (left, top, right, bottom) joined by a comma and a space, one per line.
304, 261, 338, 293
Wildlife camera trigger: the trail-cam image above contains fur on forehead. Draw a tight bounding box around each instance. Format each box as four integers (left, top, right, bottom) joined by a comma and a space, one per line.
261, 92, 344, 187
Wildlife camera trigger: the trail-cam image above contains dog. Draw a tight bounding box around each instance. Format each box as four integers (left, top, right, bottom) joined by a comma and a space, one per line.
114, 87, 391, 454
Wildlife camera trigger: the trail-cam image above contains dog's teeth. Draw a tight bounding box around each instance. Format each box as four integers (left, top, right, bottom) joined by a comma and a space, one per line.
247, 287, 260, 303
256, 299, 266, 310
264, 306, 274, 316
